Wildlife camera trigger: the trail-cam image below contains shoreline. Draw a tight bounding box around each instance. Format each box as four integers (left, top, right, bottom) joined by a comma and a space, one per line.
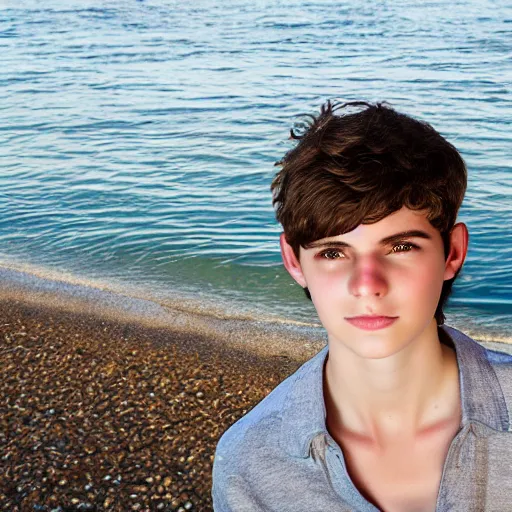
0, 297, 305, 511
0, 264, 328, 363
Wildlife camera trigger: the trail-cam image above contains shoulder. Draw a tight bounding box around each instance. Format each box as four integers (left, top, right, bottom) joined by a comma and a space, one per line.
441, 325, 512, 432
213, 347, 325, 470
442, 323, 512, 386
214, 374, 290, 462
484, 342, 512, 427
214, 354, 310, 460
211, 347, 329, 509
211, 355, 310, 510
483, 345, 512, 366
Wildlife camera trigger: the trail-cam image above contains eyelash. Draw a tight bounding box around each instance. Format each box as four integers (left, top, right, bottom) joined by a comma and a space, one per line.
318, 242, 420, 260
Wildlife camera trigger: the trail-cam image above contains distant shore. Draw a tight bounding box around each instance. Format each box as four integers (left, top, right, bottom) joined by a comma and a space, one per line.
0, 297, 303, 511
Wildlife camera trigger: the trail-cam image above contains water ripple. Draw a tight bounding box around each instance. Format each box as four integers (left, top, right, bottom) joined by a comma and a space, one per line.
1, 0, 510, 334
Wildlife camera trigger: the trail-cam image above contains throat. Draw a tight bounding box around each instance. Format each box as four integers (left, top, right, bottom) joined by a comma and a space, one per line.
323, 335, 461, 444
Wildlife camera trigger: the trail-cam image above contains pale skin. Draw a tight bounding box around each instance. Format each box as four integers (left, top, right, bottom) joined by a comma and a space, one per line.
280, 206, 469, 512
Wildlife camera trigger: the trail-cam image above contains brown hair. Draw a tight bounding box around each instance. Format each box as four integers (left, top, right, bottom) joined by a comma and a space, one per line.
270, 100, 467, 325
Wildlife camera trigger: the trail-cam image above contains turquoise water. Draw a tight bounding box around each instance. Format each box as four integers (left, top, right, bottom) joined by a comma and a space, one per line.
1, 0, 510, 340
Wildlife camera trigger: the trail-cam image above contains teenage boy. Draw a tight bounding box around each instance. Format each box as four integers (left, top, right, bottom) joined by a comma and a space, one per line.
211, 101, 512, 511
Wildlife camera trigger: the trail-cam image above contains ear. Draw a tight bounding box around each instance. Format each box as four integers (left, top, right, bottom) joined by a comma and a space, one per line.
443, 222, 469, 280
280, 233, 307, 288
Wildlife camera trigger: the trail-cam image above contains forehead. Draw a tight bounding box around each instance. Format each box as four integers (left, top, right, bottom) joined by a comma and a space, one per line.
354, 207, 431, 234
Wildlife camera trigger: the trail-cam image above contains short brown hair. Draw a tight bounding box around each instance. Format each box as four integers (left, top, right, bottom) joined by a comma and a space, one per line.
270, 100, 467, 325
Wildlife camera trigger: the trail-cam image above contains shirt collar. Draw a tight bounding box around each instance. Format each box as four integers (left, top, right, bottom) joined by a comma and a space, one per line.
280, 325, 510, 458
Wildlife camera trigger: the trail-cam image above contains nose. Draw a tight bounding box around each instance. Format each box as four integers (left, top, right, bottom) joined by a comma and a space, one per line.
348, 257, 389, 298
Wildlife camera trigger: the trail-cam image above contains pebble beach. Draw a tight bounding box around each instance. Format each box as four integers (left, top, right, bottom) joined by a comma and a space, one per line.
0, 297, 302, 512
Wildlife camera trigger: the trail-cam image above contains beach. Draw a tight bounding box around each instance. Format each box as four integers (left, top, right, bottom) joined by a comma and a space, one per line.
1, 1, 511, 511
0, 297, 304, 512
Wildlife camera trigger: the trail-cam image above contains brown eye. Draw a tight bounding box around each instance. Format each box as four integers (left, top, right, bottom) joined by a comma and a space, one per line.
391, 242, 417, 253
319, 249, 344, 260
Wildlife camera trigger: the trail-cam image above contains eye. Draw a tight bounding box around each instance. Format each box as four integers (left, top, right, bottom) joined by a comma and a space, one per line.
318, 249, 345, 260
390, 242, 419, 253
317, 242, 420, 260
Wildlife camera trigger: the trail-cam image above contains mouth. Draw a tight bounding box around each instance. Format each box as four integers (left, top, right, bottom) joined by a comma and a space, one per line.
344, 315, 399, 331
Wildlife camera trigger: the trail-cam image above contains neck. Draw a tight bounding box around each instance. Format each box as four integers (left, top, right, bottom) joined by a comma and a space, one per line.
324, 321, 460, 445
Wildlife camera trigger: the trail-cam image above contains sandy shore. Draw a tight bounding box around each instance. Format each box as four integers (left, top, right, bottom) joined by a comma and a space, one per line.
0, 298, 304, 512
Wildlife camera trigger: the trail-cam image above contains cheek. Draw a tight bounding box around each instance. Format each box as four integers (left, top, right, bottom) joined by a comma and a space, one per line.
304, 268, 339, 303
308, 274, 336, 299
305, 269, 352, 325
395, 258, 446, 308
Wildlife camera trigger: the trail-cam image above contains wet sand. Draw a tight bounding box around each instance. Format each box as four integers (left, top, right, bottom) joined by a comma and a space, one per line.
0, 297, 305, 512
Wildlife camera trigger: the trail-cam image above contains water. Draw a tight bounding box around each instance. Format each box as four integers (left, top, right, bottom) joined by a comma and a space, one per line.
1, 0, 511, 342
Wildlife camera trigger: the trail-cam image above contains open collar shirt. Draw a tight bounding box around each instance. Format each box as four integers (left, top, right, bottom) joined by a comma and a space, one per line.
212, 325, 512, 511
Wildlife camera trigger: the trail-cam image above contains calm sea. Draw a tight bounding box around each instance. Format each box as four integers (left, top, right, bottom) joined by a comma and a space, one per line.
1, 0, 510, 342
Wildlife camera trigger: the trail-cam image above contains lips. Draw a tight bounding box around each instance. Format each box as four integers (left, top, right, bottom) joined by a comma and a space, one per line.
345, 315, 398, 331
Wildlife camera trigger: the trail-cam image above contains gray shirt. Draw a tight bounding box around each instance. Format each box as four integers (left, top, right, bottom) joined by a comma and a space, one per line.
212, 325, 512, 511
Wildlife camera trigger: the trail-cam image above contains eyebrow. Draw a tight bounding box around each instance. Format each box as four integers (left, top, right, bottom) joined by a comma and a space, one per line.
304, 230, 433, 250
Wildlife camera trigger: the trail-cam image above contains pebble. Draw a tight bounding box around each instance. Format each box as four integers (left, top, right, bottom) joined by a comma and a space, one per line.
77, 504, 94, 510
0, 299, 295, 511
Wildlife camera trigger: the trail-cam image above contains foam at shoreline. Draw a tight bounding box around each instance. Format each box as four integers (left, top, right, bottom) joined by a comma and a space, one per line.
0, 263, 510, 359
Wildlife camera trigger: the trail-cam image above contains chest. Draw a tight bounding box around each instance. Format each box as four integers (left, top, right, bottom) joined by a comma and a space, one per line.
332, 427, 459, 512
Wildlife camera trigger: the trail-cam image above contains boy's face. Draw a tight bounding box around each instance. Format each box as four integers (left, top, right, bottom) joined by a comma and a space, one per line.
280, 206, 468, 359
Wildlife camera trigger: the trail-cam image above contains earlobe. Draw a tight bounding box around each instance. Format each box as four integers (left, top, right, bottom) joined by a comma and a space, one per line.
444, 223, 469, 280
279, 233, 307, 288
